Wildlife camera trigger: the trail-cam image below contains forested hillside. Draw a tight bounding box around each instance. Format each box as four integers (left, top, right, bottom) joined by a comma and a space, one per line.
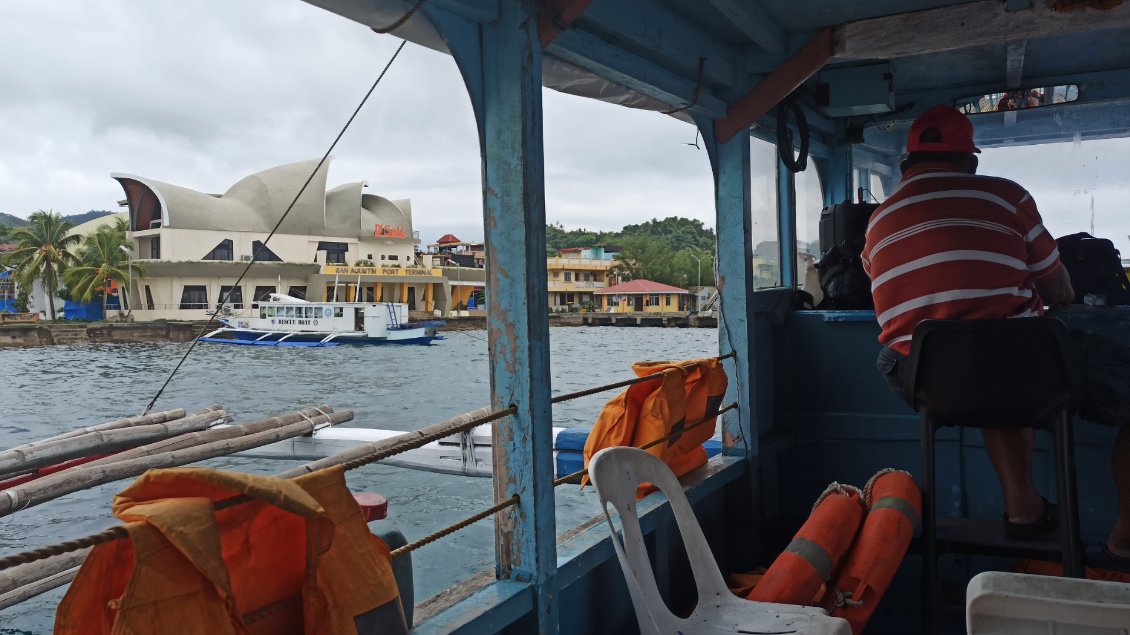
547, 217, 715, 287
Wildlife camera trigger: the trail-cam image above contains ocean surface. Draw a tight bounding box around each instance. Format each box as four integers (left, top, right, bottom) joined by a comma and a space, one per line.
0, 326, 717, 633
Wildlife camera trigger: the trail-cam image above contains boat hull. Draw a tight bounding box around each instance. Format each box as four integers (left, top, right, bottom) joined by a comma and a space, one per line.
198, 325, 438, 346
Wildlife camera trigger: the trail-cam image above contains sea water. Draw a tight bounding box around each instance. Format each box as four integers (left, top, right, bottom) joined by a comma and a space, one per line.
0, 326, 717, 633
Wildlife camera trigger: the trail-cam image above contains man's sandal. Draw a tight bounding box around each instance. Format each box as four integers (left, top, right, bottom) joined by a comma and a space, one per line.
1003, 497, 1058, 541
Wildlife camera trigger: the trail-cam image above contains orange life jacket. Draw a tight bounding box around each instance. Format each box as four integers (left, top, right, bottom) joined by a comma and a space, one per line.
583, 358, 728, 489
55, 465, 406, 635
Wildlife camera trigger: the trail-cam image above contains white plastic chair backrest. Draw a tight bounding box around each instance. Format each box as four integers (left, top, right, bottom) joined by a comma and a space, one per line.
589, 446, 735, 628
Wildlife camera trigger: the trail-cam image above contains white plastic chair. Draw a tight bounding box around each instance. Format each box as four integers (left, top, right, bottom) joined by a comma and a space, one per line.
966, 571, 1130, 634
588, 446, 851, 635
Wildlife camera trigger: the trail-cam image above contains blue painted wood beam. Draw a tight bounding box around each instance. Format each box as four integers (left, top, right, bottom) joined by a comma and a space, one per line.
695, 114, 757, 460
432, 1, 559, 632
480, 1, 559, 627
578, 0, 738, 89
707, 0, 785, 53
547, 29, 728, 118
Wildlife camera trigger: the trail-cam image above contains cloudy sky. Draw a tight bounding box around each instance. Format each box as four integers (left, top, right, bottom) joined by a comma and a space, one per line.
2, 1, 1128, 252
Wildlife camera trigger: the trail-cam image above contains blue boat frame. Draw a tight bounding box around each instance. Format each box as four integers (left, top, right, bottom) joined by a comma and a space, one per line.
292, 1, 1130, 632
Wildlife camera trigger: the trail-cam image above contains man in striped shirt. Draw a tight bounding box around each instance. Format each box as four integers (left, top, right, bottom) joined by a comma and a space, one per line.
864, 106, 1130, 564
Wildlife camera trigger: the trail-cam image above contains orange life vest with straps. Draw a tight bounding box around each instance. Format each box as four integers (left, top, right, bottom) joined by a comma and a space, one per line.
583, 358, 727, 489
55, 465, 406, 635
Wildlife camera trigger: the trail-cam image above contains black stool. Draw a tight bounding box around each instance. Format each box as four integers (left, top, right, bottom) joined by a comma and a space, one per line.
904, 318, 1085, 632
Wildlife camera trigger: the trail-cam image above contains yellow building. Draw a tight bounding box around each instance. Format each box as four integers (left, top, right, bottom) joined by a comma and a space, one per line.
594, 279, 689, 314
547, 248, 615, 310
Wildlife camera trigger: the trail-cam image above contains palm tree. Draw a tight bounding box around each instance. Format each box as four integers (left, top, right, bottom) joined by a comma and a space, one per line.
7, 210, 80, 320
66, 219, 146, 320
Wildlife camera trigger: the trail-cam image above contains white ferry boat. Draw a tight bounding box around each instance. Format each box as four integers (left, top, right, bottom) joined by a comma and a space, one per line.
199, 294, 439, 346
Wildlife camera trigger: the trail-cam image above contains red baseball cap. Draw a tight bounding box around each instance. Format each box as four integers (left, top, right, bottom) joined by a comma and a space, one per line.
907, 105, 981, 154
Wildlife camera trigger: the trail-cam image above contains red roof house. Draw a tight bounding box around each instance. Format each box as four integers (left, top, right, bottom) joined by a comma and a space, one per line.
595, 279, 688, 295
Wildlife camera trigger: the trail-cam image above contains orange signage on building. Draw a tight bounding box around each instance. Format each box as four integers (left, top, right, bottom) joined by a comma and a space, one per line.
374, 223, 407, 238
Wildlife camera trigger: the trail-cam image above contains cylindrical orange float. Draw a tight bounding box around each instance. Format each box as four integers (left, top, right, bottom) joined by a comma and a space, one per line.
826, 469, 922, 634
747, 484, 865, 605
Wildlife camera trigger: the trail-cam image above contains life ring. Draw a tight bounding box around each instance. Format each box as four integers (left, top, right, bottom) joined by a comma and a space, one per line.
747, 483, 865, 605
312, 319, 319, 326
777, 98, 809, 173
825, 470, 920, 632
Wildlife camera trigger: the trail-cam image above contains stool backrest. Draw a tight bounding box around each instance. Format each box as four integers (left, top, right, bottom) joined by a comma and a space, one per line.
905, 318, 1077, 430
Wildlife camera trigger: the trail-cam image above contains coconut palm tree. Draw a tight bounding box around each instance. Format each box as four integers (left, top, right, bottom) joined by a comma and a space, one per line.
66, 219, 146, 320
7, 210, 80, 320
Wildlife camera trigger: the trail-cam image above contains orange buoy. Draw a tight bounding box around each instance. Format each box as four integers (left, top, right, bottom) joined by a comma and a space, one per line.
747, 483, 866, 605
826, 469, 921, 634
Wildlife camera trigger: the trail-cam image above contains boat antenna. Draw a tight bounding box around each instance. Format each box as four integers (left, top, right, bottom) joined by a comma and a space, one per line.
140, 40, 408, 415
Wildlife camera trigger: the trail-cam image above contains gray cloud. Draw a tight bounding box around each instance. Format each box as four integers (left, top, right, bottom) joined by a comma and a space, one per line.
3, 1, 1124, 254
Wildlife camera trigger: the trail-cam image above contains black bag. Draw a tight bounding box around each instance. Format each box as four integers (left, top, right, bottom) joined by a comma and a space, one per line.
815, 203, 877, 309
1055, 232, 1130, 306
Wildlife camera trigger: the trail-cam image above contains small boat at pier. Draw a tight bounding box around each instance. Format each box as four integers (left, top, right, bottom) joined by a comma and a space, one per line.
198, 294, 439, 347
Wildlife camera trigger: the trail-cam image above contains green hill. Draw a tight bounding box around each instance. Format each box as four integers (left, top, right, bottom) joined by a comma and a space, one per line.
0, 210, 114, 229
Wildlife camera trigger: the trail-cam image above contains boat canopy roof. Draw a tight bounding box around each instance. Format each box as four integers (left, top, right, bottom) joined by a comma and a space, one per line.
303, 0, 1130, 157
267, 293, 311, 304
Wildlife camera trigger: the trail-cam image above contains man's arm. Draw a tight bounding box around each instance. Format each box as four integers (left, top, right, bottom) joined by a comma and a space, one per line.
1033, 263, 1075, 310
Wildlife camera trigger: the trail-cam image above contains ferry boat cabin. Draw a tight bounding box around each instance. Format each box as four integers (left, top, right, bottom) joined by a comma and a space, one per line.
294, 1, 1130, 633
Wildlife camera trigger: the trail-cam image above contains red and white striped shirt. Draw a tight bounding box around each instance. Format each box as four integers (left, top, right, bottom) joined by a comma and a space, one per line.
862, 162, 1061, 355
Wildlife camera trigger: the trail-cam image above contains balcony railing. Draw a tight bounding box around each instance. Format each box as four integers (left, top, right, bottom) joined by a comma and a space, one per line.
546, 257, 614, 269
547, 280, 607, 289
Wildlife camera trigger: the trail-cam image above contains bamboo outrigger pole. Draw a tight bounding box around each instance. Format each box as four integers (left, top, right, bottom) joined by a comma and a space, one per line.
0, 409, 227, 477
0, 408, 353, 517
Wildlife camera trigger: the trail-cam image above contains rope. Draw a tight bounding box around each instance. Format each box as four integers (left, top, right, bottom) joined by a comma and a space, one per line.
371, 0, 428, 34
809, 481, 864, 516
551, 352, 735, 404
391, 495, 519, 559
661, 57, 707, 116
862, 467, 913, 508
552, 402, 738, 487
0, 527, 127, 570
831, 587, 864, 609
140, 40, 409, 416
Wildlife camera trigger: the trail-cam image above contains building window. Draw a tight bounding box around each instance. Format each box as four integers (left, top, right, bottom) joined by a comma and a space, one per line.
317, 241, 348, 264
288, 286, 307, 300
252, 286, 276, 307
387, 255, 398, 261
150, 237, 161, 260
252, 240, 282, 262
552, 271, 559, 278
564, 272, 572, 282
583, 272, 591, 281
217, 285, 243, 309
179, 285, 208, 309
0, 280, 13, 301
594, 273, 603, 282
144, 285, 155, 310
666, 295, 672, 306
650, 294, 660, 306
202, 239, 234, 261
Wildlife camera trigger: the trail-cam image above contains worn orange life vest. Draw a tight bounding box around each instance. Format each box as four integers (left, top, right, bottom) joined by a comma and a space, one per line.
583, 358, 728, 489
55, 465, 405, 635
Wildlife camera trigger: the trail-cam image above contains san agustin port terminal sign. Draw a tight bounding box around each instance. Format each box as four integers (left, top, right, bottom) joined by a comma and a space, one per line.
322, 265, 441, 277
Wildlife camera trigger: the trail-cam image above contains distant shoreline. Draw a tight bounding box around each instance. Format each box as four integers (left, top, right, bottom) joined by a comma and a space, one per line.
0, 313, 714, 348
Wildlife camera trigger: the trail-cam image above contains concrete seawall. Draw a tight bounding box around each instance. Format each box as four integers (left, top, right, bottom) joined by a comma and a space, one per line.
0, 322, 210, 348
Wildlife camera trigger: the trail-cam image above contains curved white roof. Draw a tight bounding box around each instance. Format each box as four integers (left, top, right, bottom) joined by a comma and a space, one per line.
112, 158, 412, 239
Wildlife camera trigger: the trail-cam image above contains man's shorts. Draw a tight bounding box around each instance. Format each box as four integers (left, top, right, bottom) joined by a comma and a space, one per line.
876, 329, 1130, 428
